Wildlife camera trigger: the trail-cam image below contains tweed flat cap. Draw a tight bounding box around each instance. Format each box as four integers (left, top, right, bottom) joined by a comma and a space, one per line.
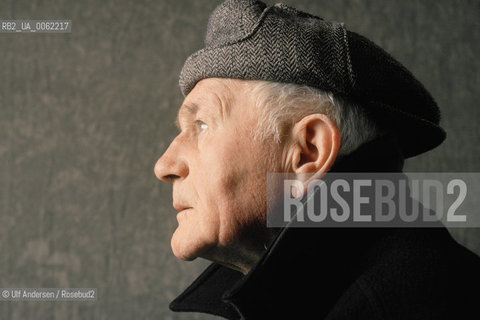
179, 0, 446, 158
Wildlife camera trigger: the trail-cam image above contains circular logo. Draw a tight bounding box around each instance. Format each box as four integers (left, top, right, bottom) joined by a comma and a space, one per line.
2, 290, 10, 298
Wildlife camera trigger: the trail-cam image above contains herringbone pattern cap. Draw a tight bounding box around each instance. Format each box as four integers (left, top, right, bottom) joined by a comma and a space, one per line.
179, 0, 446, 157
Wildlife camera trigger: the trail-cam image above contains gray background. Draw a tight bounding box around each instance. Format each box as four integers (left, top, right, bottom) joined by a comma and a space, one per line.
0, 0, 478, 319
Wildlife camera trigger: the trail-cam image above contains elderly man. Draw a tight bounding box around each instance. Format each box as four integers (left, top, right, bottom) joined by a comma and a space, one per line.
154, 0, 480, 319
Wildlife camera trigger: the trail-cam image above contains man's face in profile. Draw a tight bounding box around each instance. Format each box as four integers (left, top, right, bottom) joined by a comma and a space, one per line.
154, 78, 280, 266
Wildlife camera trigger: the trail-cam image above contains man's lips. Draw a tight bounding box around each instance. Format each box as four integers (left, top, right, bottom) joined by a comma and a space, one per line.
173, 203, 192, 212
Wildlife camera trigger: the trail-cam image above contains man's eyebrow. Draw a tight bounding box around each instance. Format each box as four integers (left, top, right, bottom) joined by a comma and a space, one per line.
175, 103, 198, 130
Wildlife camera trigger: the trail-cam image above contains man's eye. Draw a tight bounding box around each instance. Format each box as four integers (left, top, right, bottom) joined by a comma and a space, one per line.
196, 120, 208, 132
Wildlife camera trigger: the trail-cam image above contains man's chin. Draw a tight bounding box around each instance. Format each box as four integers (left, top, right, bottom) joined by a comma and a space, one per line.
174, 252, 197, 261
171, 239, 196, 261
170, 233, 213, 261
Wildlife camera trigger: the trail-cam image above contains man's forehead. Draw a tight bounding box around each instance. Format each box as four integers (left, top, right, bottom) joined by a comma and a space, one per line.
185, 78, 234, 100
178, 93, 219, 120
178, 78, 242, 117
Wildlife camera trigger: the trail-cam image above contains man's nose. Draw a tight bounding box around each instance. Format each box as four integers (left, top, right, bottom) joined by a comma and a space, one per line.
154, 138, 189, 182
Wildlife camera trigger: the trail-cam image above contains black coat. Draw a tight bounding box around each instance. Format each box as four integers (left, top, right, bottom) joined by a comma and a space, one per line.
169, 137, 480, 319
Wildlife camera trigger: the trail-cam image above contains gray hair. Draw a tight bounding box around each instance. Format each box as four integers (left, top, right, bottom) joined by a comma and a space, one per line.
249, 81, 382, 156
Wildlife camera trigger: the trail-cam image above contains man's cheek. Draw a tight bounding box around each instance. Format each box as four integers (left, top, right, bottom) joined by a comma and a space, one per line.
198, 153, 244, 194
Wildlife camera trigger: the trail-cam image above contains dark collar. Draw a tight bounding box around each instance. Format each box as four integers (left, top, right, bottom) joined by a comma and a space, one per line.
170, 135, 405, 319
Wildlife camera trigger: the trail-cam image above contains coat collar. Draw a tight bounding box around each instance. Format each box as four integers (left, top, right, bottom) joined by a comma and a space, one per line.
170, 135, 405, 319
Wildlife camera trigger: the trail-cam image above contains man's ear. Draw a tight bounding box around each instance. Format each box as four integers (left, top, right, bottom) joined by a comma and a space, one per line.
287, 113, 340, 187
